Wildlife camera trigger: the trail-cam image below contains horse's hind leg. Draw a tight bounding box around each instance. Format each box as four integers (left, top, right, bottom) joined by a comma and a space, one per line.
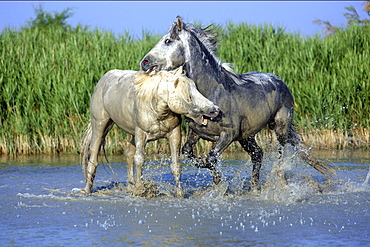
273, 120, 300, 148
239, 137, 263, 191
269, 107, 299, 183
272, 107, 336, 181
271, 108, 299, 162
84, 118, 113, 193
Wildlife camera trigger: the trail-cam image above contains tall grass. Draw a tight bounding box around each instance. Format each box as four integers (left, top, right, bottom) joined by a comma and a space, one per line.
0, 23, 368, 155
0, 25, 159, 154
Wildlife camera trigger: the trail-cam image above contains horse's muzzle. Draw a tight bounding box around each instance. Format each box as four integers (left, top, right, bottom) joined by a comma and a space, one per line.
141, 59, 150, 70
140, 56, 157, 73
209, 105, 220, 118
204, 105, 220, 121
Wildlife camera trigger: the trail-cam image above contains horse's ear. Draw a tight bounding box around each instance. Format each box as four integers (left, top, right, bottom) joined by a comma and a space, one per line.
175, 66, 183, 75
176, 16, 183, 32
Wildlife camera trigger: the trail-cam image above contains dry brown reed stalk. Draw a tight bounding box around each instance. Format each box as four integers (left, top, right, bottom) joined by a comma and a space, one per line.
15, 135, 32, 155
299, 128, 369, 149
0, 128, 368, 156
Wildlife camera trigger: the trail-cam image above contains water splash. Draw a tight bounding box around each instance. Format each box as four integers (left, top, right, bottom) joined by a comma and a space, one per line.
259, 147, 323, 203
362, 167, 370, 188
3, 153, 369, 246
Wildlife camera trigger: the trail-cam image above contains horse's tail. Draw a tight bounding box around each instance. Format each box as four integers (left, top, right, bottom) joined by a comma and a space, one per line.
81, 122, 93, 179
298, 149, 337, 181
287, 125, 337, 182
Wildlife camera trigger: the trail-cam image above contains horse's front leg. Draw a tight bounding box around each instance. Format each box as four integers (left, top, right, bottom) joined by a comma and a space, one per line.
182, 127, 204, 167
167, 125, 184, 198
134, 129, 147, 190
125, 136, 136, 189
206, 130, 234, 185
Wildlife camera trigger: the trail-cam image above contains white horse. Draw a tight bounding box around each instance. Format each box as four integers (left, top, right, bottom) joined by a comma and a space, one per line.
81, 67, 219, 197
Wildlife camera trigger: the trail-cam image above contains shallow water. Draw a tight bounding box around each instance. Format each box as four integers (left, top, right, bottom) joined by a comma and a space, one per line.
1, 149, 369, 246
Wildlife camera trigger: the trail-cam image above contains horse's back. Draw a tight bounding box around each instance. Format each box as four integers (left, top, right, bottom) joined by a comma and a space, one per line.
92, 69, 137, 106
240, 71, 284, 88
239, 71, 294, 104
98, 69, 137, 88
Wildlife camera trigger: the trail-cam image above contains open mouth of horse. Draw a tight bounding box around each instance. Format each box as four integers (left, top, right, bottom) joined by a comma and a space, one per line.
146, 65, 158, 76
200, 116, 211, 126
198, 108, 219, 126
142, 60, 160, 76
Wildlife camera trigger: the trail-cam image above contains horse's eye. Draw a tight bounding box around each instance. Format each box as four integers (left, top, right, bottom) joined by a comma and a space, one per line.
165, 39, 172, 44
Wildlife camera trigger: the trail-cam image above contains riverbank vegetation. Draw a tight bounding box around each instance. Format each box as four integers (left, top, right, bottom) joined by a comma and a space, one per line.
0, 5, 368, 155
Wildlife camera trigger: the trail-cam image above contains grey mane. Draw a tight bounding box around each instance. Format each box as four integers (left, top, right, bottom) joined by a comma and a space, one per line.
171, 21, 247, 86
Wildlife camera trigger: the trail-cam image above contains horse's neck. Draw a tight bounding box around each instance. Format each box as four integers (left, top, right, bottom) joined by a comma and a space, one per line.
184, 53, 223, 95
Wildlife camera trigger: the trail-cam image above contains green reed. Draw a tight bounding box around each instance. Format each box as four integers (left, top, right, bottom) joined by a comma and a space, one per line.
0, 23, 368, 154
0, 25, 160, 154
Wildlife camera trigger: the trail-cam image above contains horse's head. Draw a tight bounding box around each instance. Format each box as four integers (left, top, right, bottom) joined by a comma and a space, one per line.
141, 17, 221, 77
141, 17, 187, 75
164, 68, 219, 125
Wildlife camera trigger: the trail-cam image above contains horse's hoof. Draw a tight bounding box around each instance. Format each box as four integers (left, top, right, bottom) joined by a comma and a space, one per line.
248, 185, 261, 194
210, 168, 221, 185
213, 176, 221, 185
127, 181, 135, 191
176, 190, 185, 198
82, 184, 93, 195
80, 188, 91, 195
72, 188, 82, 193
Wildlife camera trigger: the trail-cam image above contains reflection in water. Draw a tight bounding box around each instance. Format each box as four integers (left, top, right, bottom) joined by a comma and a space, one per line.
1, 150, 369, 246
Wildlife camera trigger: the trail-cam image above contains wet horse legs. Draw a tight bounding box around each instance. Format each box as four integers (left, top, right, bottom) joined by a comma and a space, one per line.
239, 137, 263, 191
125, 137, 136, 189
182, 129, 233, 185
182, 128, 203, 166
167, 125, 184, 198
205, 131, 234, 185
84, 119, 113, 193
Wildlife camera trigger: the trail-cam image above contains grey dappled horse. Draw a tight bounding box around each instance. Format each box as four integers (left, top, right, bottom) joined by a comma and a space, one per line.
141, 17, 336, 189
81, 67, 219, 197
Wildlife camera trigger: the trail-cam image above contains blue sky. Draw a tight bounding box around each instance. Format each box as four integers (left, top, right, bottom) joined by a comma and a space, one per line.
0, 1, 368, 38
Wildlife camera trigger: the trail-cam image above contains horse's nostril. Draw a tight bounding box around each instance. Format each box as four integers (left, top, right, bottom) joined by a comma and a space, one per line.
143, 60, 149, 65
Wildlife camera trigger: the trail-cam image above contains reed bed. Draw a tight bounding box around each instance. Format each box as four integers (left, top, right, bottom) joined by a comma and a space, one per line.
0, 23, 368, 155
